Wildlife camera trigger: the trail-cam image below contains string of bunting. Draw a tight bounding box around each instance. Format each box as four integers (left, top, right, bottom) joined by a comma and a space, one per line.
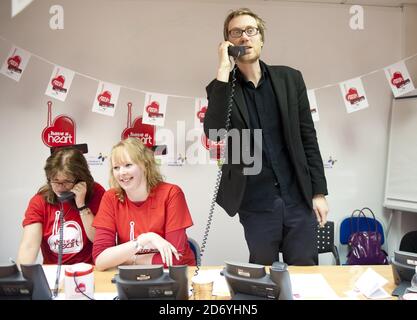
0, 34, 416, 126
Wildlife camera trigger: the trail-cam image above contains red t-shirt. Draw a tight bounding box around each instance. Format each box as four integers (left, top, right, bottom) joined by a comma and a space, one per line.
93, 182, 195, 266
22, 182, 105, 264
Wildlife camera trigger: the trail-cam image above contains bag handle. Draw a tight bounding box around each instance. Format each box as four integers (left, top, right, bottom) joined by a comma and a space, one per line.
349, 209, 363, 235
356, 209, 372, 233
360, 207, 378, 233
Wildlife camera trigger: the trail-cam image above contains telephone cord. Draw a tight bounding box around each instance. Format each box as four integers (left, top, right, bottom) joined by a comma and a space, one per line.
194, 60, 239, 277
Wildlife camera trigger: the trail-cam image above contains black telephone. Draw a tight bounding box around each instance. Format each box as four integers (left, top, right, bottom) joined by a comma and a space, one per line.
228, 45, 249, 58
57, 191, 75, 202
223, 261, 293, 300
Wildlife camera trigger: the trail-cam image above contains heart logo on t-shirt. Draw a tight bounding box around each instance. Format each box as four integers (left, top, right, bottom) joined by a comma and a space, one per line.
42, 115, 76, 147
121, 116, 155, 147
48, 220, 83, 254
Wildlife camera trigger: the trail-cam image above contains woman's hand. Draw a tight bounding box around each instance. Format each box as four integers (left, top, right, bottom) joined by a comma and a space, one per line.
71, 181, 87, 209
137, 232, 180, 266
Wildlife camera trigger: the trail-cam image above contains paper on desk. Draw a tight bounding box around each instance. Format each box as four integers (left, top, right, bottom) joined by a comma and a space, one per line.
189, 269, 230, 296
42, 265, 65, 290
290, 274, 339, 300
354, 268, 390, 299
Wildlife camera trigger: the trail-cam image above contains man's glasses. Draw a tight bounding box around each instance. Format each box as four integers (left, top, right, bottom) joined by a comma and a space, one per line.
228, 26, 259, 39
49, 180, 76, 188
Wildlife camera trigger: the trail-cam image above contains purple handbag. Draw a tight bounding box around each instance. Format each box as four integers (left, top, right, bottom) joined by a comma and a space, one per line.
346, 208, 389, 265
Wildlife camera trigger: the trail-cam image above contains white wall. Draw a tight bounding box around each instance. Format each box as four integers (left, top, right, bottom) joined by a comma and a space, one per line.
0, 0, 414, 265
385, 4, 417, 254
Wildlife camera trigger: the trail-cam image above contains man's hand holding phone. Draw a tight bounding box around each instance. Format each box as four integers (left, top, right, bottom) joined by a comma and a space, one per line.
217, 41, 249, 82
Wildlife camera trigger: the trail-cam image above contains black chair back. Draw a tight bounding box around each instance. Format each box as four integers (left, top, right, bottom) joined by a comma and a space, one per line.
317, 221, 340, 265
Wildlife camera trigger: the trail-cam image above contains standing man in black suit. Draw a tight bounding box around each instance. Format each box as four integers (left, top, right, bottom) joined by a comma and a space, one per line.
204, 8, 329, 266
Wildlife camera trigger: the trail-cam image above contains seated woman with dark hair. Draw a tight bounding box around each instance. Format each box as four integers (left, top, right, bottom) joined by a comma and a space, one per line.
17, 147, 105, 265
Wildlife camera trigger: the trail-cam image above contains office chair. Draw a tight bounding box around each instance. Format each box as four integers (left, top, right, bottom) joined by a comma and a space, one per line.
399, 231, 417, 253
339, 211, 386, 264
317, 221, 340, 265
339, 216, 385, 246
188, 237, 201, 265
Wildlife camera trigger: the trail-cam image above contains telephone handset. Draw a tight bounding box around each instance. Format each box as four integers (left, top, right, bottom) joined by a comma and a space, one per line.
227, 45, 249, 58
57, 191, 75, 202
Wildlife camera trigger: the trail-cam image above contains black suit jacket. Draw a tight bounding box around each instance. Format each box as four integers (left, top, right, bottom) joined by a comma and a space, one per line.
204, 63, 328, 217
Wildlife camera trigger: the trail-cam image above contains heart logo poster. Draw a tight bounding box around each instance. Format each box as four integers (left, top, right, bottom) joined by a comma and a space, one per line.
142, 92, 167, 127
121, 102, 155, 147
45, 66, 75, 102
195, 97, 208, 129
384, 61, 415, 97
0, 46, 31, 82
92, 81, 120, 117
41, 101, 76, 147
339, 77, 369, 113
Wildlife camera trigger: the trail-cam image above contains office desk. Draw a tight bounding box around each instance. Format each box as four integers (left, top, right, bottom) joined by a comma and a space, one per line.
93, 265, 396, 300
289, 265, 395, 299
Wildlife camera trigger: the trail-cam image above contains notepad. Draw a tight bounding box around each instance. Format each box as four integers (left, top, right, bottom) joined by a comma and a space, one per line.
290, 274, 339, 300
354, 267, 390, 299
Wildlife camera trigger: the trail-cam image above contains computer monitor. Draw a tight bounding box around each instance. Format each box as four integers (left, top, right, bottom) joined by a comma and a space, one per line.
391, 250, 417, 296
223, 261, 293, 300
114, 265, 188, 300
0, 263, 51, 300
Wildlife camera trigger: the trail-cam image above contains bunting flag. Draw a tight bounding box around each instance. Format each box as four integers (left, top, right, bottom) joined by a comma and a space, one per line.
142, 92, 167, 127
45, 66, 75, 102
307, 90, 319, 122
0, 46, 31, 82
384, 61, 415, 97
92, 81, 121, 117
11, 0, 34, 18
339, 77, 369, 113
195, 97, 208, 129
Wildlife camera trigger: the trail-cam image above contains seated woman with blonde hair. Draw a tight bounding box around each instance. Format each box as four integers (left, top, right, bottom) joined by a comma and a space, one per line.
93, 138, 196, 270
